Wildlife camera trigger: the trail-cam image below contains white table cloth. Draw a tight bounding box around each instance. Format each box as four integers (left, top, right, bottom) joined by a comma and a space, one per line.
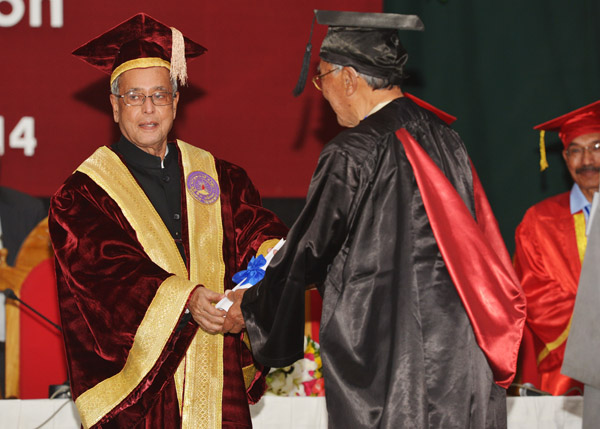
0, 396, 583, 428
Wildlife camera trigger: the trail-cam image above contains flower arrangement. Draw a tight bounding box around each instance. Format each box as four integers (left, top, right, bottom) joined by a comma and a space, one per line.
265, 335, 325, 396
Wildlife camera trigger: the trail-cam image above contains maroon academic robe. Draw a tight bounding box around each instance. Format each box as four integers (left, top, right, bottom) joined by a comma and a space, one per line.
514, 191, 584, 395
49, 141, 287, 428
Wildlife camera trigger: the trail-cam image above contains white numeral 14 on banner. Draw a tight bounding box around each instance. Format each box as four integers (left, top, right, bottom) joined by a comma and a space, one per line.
0, 116, 37, 156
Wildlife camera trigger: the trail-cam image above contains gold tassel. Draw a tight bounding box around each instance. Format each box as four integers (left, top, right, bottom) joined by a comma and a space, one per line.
170, 27, 187, 86
539, 130, 549, 171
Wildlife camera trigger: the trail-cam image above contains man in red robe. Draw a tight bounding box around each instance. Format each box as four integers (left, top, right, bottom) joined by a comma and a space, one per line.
49, 13, 287, 428
514, 100, 600, 395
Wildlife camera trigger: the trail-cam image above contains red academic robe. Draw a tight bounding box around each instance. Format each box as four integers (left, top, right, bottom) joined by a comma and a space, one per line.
49, 141, 287, 428
514, 192, 585, 395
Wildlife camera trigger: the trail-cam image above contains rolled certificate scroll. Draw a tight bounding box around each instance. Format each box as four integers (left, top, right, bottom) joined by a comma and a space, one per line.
216, 238, 286, 311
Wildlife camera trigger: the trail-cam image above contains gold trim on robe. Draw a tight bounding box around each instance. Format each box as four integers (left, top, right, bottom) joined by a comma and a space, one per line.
237, 237, 280, 389
177, 140, 225, 429
74, 141, 225, 429
257, 238, 282, 258
573, 212, 587, 264
537, 211, 587, 365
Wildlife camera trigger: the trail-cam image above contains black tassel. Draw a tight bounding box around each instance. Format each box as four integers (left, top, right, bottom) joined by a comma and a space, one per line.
292, 43, 312, 97
292, 13, 317, 97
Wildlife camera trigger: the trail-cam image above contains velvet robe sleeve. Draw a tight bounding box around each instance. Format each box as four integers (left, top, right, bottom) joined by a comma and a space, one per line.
215, 159, 289, 402
49, 172, 198, 427
241, 143, 361, 367
217, 159, 288, 271
514, 199, 580, 372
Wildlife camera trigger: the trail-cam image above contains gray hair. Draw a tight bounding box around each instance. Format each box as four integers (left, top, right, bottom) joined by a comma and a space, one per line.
356, 72, 396, 90
110, 73, 179, 95
329, 62, 397, 90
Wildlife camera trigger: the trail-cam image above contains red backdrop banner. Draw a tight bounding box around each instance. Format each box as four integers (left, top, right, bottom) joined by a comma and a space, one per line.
1, 0, 380, 198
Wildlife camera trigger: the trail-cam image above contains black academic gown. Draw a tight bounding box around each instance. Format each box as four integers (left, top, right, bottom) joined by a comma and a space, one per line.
242, 97, 506, 428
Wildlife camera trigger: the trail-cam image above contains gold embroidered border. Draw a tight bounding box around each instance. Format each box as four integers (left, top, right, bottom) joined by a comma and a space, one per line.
538, 212, 587, 365
573, 212, 587, 264
242, 332, 252, 352
111, 57, 171, 85
240, 332, 258, 388
74, 147, 193, 427
177, 140, 225, 429
257, 238, 281, 258
242, 364, 258, 390
76, 276, 196, 428
237, 236, 282, 392
537, 317, 573, 364
77, 148, 188, 276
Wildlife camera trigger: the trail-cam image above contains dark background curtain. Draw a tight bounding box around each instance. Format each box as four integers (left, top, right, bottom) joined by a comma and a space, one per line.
384, 0, 600, 251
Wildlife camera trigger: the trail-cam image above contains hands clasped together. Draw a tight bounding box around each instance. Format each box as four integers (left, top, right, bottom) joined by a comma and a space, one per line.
188, 286, 247, 334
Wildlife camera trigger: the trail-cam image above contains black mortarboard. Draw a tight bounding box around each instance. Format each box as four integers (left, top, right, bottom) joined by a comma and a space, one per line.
292, 10, 424, 96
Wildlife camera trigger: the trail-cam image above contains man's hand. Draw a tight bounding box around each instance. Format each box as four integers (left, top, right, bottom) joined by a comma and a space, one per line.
222, 289, 247, 334
188, 286, 226, 334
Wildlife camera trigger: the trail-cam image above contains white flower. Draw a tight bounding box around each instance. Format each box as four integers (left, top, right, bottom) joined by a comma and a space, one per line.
266, 336, 324, 396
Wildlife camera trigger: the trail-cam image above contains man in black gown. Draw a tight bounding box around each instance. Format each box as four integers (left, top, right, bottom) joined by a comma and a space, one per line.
225, 11, 526, 428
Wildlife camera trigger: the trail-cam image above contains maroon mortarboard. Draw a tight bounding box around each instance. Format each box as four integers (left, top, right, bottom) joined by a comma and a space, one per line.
404, 93, 456, 125
534, 100, 600, 171
72, 13, 206, 86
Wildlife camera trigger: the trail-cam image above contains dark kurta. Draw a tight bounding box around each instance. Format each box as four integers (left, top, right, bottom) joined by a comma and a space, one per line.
242, 98, 507, 428
112, 138, 186, 261
49, 138, 287, 428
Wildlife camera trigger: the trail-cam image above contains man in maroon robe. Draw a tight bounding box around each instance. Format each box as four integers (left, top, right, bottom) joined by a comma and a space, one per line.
49, 13, 287, 428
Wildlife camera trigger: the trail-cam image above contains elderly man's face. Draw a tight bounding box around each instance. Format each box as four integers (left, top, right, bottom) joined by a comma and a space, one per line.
110, 66, 178, 155
562, 131, 600, 202
319, 60, 359, 128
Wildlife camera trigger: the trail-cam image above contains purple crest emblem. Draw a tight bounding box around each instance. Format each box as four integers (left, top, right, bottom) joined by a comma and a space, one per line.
186, 171, 220, 204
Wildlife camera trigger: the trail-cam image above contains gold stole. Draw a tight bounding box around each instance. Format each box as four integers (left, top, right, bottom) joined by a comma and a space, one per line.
537, 211, 587, 365
573, 212, 587, 264
74, 140, 224, 429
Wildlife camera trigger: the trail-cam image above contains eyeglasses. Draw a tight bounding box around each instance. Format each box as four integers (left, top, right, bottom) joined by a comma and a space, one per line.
115, 91, 175, 106
312, 68, 340, 91
565, 142, 600, 159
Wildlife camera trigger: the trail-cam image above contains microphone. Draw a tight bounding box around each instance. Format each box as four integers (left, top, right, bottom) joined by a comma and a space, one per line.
3, 288, 71, 400
3, 288, 62, 333
515, 382, 551, 396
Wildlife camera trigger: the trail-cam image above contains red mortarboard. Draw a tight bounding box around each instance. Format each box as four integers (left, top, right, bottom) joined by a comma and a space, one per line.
72, 13, 206, 86
534, 100, 600, 171
404, 93, 456, 125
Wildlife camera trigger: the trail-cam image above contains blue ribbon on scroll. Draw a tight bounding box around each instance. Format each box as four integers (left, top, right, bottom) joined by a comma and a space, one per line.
232, 254, 267, 286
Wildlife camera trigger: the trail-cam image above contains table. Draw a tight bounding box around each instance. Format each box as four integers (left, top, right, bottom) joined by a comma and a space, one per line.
0, 396, 583, 428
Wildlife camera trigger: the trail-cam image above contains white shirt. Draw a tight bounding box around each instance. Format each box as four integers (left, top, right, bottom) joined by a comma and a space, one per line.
570, 183, 592, 223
